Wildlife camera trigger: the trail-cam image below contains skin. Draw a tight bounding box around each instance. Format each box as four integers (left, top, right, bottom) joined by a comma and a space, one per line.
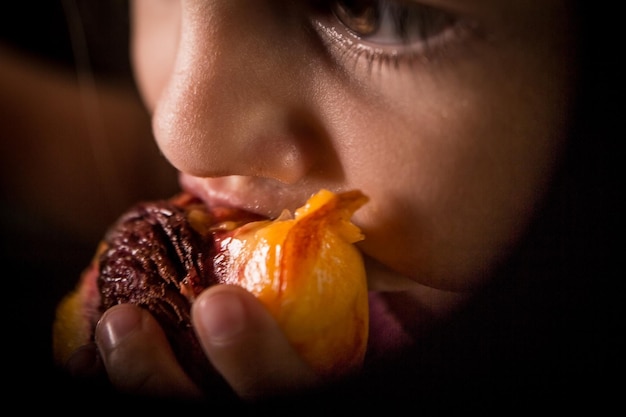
76, 0, 578, 400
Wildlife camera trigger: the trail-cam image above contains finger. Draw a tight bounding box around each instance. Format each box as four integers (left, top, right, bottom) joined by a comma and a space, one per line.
95, 303, 203, 400
191, 285, 320, 401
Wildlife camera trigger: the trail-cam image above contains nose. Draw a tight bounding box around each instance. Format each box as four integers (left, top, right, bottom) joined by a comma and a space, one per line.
152, 1, 320, 184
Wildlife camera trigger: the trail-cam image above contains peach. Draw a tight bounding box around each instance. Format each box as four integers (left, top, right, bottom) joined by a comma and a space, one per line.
52, 189, 369, 388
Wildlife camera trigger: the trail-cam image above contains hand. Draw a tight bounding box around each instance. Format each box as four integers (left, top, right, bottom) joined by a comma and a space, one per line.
66, 284, 319, 401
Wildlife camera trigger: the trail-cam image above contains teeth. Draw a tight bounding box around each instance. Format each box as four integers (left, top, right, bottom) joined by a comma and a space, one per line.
209, 220, 252, 232
275, 209, 294, 221
187, 208, 215, 234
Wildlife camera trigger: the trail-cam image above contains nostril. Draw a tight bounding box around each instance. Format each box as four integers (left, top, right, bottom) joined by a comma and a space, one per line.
146, 10, 326, 184
154, 112, 319, 184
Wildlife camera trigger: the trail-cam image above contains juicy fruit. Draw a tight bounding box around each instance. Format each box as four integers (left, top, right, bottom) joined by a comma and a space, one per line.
216, 189, 370, 377
52, 189, 369, 389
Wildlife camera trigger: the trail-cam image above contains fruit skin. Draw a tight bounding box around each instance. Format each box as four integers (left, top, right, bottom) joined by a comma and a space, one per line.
52, 253, 102, 368
52, 189, 369, 390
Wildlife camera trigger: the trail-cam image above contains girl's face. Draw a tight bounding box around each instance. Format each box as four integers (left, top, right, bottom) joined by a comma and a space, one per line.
130, 1, 576, 310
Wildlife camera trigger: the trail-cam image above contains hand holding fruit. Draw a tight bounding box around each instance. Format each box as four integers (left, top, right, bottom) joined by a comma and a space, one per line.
73, 286, 319, 400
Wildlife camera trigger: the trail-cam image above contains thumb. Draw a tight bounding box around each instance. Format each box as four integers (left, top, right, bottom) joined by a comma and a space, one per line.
95, 303, 203, 400
191, 284, 320, 401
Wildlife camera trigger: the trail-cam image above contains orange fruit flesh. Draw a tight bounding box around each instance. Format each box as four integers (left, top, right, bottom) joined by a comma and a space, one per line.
216, 189, 370, 377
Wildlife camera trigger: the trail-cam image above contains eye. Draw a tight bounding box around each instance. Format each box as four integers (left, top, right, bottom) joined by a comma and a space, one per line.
331, 0, 381, 36
329, 0, 457, 46
309, 0, 476, 75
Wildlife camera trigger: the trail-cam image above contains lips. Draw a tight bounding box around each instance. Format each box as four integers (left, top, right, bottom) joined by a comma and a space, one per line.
179, 173, 311, 219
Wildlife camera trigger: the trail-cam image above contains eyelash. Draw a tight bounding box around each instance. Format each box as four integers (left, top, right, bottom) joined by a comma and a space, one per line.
309, 0, 475, 72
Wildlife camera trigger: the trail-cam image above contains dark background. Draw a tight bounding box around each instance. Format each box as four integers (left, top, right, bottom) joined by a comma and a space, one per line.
1, 0, 139, 404
0, 1, 133, 78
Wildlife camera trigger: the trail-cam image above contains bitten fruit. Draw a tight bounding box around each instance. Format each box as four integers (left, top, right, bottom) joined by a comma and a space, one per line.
53, 189, 369, 392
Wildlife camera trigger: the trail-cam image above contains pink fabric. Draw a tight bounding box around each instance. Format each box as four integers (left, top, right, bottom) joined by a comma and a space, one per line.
366, 292, 413, 363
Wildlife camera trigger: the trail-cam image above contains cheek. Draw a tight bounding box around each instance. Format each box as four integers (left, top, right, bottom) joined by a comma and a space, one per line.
342, 64, 569, 291
130, 0, 181, 112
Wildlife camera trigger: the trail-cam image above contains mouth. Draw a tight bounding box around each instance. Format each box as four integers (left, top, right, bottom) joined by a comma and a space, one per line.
180, 173, 418, 286
179, 173, 428, 362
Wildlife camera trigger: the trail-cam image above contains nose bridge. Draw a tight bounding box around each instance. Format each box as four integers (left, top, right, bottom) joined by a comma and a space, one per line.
185, 1, 289, 99
153, 1, 316, 183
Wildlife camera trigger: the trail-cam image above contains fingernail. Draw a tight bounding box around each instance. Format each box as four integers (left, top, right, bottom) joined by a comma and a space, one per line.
194, 291, 246, 345
96, 305, 143, 351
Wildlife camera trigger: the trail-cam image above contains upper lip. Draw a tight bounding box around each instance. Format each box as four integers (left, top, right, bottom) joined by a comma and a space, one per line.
178, 173, 315, 219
